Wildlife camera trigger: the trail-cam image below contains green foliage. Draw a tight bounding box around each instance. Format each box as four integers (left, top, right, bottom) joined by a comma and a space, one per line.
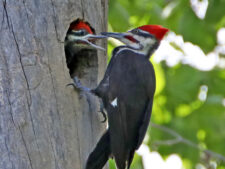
108, 0, 225, 168
150, 63, 225, 166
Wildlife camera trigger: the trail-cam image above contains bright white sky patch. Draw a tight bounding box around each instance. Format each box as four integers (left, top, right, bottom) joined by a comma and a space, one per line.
190, 0, 208, 19
154, 32, 184, 67
215, 27, 225, 57
137, 144, 183, 169
154, 40, 183, 67
154, 31, 225, 71
217, 28, 225, 45
182, 43, 219, 71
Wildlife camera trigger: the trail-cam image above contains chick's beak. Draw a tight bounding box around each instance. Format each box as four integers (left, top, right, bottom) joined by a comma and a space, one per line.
66, 32, 107, 51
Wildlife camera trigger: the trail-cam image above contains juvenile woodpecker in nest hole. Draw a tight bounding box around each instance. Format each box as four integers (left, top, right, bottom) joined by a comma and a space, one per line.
65, 19, 107, 121
64, 19, 106, 77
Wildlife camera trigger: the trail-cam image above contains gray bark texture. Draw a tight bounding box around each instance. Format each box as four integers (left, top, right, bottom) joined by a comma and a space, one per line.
0, 0, 108, 169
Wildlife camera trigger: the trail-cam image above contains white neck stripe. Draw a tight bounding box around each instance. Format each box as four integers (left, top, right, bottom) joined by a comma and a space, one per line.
115, 47, 146, 58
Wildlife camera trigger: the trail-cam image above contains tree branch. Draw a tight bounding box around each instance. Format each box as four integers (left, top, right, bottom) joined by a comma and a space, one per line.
150, 123, 225, 163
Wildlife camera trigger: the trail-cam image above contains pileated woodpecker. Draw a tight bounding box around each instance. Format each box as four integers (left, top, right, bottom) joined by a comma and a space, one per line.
64, 19, 106, 77
84, 25, 169, 169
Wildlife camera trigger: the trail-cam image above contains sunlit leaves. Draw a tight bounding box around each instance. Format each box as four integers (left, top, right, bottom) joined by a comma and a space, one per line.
175, 104, 192, 117
153, 61, 166, 96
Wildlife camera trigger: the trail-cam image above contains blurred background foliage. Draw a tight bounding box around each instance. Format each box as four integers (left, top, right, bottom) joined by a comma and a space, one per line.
107, 0, 225, 169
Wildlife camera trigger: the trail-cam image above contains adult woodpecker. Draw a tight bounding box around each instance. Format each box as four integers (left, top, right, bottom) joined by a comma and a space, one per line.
64, 19, 106, 77
83, 25, 169, 169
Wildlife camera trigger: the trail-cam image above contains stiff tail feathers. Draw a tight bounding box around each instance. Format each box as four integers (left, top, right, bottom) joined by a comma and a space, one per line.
85, 131, 111, 169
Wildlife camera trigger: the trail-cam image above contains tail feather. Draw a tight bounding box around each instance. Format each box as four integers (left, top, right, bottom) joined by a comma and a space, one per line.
114, 150, 135, 169
85, 131, 111, 169
127, 150, 135, 169
113, 148, 128, 169
114, 158, 126, 169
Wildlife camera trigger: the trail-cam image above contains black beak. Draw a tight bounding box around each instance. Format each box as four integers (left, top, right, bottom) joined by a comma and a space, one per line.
101, 32, 127, 39
101, 32, 143, 50
85, 34, 107, 39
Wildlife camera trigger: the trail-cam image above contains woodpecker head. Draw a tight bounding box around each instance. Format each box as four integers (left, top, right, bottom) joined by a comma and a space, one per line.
65, 19, 106, 50
101, 25, 169, 56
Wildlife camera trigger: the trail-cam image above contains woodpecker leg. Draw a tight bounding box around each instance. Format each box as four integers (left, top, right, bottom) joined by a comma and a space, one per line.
99, 99, 107, 123
67, 76, 91, 93
67, 77, 107, 122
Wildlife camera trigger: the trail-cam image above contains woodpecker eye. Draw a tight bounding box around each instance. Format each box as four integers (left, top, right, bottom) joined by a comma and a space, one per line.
71, 29, 87, 36
77, 29, 87, 36
132, 29, 140, 34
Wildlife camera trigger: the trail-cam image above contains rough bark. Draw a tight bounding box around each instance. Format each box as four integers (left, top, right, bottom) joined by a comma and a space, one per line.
0, 0, 108, 169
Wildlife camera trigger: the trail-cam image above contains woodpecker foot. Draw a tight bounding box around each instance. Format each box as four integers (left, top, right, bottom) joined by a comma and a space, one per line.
67, 76, 91, 93
99, 100, 107, 123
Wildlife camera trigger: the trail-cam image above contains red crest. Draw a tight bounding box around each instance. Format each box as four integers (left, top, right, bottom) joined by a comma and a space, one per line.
138, 25, 169, 40
69, 20, 93, 34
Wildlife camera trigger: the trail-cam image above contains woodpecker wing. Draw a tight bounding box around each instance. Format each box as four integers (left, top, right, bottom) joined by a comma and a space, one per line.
136, 98, 153, 149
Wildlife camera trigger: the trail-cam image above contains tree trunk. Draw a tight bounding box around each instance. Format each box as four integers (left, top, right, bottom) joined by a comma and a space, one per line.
0, 0, 108, 169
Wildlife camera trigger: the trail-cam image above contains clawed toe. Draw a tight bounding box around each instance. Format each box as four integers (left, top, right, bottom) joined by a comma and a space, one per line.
99, 100, 107, 123
99, 110, 107, 123
66, 76, 91, 93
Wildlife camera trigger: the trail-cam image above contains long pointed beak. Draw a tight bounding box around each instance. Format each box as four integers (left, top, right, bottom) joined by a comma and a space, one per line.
101, 32, 142, 50
101, 32, 127, 39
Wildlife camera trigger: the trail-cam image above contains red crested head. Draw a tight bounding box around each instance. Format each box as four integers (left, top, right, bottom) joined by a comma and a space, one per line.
69, 20, 93, 34
138, 25, 169, 41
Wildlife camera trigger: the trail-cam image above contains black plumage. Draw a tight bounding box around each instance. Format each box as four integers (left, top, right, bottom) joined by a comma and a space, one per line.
87, 48, 156, 169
